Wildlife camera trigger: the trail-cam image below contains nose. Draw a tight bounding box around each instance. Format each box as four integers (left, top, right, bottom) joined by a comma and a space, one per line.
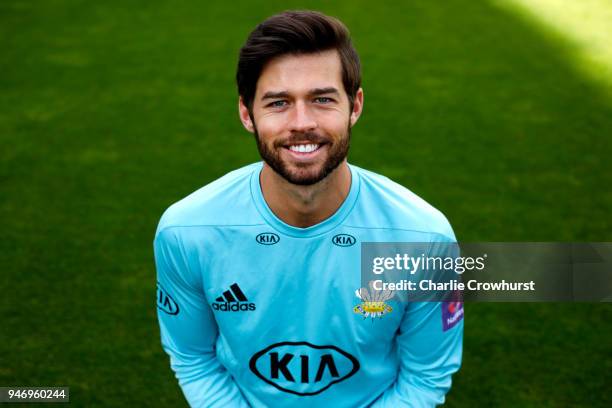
288, 101, 317, 133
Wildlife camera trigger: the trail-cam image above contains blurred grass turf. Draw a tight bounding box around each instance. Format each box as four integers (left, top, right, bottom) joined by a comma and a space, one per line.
1, 0, 611, 407
497, 0, 612, 89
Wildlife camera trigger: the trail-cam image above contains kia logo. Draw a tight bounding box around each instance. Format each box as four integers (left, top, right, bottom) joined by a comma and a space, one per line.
157, 283, 179, 315
256, 232, 280, 245
332, 234, 356, 247
249, 341, 360, 396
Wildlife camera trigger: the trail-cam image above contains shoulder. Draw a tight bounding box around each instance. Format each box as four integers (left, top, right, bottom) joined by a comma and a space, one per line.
155, 162, 263, 237
350, 164, 456, 241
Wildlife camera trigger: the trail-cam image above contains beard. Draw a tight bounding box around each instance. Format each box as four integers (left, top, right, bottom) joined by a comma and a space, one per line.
254, 124, 351, 186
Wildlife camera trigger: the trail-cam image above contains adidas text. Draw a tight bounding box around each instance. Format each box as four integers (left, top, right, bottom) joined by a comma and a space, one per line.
213, 302, 256, 312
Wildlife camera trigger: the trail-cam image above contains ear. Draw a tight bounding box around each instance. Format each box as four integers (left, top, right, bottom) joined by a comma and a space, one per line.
238, 96, 255, 133
349, 88, 364, 127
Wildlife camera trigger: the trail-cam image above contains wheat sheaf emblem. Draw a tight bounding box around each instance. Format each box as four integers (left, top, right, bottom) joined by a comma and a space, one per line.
353, 280, 394, 319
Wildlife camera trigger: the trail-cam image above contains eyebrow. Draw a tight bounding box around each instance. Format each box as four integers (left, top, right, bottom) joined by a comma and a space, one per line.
260, 87, 340, 101
261, 91, 290, 101
310, 87, 340, 97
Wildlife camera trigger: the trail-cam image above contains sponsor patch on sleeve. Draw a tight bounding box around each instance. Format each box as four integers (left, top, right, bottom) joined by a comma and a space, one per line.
157, 283, 180, 315
442, 301, 464, 331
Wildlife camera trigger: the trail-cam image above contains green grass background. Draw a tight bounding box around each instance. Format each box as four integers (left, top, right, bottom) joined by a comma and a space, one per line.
1, 0, 611, 406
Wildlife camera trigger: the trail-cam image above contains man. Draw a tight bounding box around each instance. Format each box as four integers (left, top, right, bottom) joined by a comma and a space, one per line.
155, 10, 463, 408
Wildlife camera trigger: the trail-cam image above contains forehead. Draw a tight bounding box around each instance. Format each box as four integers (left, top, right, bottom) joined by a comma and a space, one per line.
256, 49, 343, 96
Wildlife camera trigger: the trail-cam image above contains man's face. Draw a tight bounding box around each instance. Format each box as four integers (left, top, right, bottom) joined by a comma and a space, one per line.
240, 49, 362, 185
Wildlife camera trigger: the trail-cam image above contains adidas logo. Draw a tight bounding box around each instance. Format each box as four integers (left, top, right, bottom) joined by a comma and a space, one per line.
212, 283, 256, 312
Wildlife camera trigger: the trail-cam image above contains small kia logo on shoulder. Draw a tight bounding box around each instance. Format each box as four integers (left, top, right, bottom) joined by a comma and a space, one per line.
157, 283, 180, 315
332, 234, 356, 247
256, 232, 280, 245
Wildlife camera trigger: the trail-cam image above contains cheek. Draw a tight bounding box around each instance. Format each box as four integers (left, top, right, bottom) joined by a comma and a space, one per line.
319, 111, 351, 134
254, 116, 286, 140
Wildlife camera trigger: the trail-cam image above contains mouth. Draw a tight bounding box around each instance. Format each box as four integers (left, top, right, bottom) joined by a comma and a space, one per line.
281, 142, 328, 161
287, 143, 322, 154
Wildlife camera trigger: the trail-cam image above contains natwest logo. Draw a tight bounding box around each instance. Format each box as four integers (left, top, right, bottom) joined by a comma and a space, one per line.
442, 301, 464, 331
256, 232, 280, 245
249, 341, 360, 396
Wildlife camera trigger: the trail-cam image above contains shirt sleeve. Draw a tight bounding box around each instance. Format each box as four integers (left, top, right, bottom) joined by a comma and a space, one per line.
370, 239, 464, 408
154, 227, 250, 408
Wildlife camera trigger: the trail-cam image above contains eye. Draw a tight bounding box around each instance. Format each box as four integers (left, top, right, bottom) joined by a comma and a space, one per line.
267, 100, 287, 108
314, 97, 333, 104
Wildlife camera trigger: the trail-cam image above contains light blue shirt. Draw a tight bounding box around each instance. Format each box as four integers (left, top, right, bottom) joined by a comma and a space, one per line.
155, 162, 463, 407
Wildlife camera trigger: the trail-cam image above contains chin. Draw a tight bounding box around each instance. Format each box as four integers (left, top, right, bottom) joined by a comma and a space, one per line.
282, 168, 327, 186
282, 159, 345, 185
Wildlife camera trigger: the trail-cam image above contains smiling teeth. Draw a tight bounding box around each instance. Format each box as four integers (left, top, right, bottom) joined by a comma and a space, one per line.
289, 144, 319, 153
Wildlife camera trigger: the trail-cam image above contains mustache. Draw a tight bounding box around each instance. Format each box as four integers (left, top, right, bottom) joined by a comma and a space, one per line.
274, 132, 330, 148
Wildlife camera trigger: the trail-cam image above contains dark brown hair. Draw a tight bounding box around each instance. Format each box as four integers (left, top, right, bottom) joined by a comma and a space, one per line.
236, 10, 361, 114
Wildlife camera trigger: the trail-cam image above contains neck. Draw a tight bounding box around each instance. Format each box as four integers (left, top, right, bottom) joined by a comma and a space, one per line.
260, 161, 352, 228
